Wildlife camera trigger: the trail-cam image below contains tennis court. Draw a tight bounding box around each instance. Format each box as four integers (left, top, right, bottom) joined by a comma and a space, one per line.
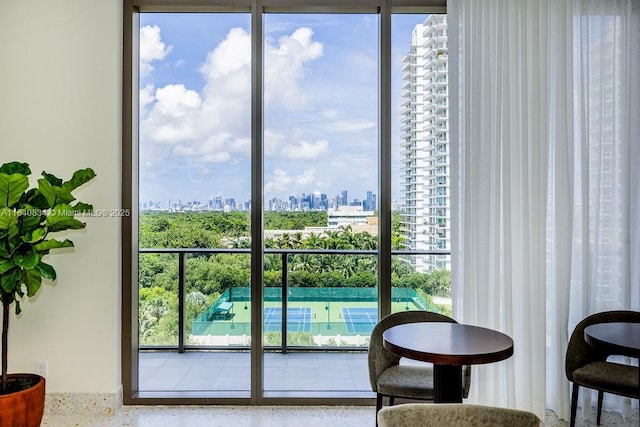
263, 306, 312, 333
192, 287, 437, 340
342, 307, 378, 334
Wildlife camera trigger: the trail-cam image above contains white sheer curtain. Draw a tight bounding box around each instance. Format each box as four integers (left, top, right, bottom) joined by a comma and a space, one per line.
449, 0, 639, 421
554, 0, 640, 419
448, 0, 557, 419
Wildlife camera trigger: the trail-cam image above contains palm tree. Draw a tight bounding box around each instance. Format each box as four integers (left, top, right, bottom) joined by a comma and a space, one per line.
303, 233, 323, 249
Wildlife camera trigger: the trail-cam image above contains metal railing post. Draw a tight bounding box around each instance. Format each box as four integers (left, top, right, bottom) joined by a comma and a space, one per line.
281, 252, 288, 353
178, 252, 186, 353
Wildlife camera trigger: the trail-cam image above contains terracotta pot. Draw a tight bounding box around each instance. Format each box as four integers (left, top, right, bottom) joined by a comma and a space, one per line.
0, 373, 45, 427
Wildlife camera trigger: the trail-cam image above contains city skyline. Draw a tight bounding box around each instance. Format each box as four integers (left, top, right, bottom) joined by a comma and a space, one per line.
140, 188, 379, 212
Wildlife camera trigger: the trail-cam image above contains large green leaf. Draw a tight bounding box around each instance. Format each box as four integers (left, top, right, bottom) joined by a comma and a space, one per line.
37, 178, 75, 208
22, 227, 47, 243
15, 250, 39, 269
62, 168, 96, 192
18, 207, 45, 231
48, 217, 85, 232
0, 259, 15, 274
35, 261, 56, 281
7, 224, 19, 240
33, 238, 74, 252
41, 171, 63, 187
0, 173, 29, 208
72, 202, 93, 213
23, 268, 42, 297
7, 227, 24, 254
0, 162, 31, 176
0, 207, 18, 229
0, 268, 21, 294
24, 188, 50, 210
46, 204, 86, 232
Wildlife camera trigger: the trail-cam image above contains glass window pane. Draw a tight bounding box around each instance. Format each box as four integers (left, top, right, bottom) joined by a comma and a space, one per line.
138, 13, 252, 394
392, 14, 451, 277
391, 254, 451, 316
263, 13, 378, 393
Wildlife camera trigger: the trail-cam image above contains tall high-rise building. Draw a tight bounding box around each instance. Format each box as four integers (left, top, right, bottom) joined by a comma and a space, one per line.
364, 190, 376, 211
400, 15, 449, 272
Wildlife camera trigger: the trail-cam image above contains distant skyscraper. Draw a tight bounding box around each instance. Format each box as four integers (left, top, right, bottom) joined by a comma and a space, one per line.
364, 190, 376, 211
400, 15, 449, 272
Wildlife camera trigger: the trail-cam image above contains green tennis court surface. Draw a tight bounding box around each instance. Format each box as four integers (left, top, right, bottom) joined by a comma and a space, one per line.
263, 306, 312, 333
192, 287, 434, 337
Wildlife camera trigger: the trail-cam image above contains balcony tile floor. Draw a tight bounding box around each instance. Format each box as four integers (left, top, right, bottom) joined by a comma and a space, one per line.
139, 351, 372, 393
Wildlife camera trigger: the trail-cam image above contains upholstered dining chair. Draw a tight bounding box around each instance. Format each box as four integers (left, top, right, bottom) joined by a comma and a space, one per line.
565, 310, 640, 427
368, 311, 471, 418
377, 403, 541, 427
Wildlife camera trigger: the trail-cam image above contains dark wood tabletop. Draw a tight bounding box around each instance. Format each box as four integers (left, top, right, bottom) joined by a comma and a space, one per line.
584, 322, 640, 358
382, 322, 514, 403
383, 322, 514, 365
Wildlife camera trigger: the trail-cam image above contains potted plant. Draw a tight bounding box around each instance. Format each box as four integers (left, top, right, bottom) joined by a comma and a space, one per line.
0, 161, 95, 427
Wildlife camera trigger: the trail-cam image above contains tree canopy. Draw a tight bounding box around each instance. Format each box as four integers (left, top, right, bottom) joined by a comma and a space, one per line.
137, 211, 450, 345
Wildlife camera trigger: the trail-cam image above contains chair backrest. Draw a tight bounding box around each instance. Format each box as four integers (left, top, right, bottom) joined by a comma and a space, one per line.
368, 310, 457, 392
377, 403, 541, 427
565, 310, 640, 381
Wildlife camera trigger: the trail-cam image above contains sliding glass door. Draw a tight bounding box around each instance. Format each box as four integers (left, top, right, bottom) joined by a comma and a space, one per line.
123, 0, 448, 404
262, 13, 379, 395
136, 12, 253, 396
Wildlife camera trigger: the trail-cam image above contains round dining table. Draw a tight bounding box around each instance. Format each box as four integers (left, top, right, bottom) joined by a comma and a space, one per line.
584, 322, 640, 358
383, 322, 514, 403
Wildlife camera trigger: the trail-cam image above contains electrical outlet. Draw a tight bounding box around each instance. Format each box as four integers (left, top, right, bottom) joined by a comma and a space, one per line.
36, 360, 47, 377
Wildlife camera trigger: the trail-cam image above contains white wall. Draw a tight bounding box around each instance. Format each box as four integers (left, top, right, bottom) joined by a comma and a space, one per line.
0, 0, 122, 393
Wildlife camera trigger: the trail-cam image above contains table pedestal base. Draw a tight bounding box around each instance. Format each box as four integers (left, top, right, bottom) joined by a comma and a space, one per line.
433, 365, 463, 403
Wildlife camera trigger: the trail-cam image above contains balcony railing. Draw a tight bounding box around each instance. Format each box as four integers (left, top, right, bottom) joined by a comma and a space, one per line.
138, 247, 451, 353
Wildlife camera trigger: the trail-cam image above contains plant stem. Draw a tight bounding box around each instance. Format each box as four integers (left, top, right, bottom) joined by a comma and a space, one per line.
1, 297, 9, 392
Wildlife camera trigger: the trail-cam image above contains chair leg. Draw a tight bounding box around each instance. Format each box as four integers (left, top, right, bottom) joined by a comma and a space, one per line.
389, 396, 395, 406
596, 390, 604, 425
570, 383, 579, 427
375, 394, 383, 427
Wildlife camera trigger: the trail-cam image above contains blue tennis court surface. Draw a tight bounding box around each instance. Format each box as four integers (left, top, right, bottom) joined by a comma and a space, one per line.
342, 307, 378, 334
264, 307, 312, 333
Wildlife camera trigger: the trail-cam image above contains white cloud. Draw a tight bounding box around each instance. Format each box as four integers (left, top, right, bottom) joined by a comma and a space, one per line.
328, 119, 376, 132
264, 168, 319, 196
281, 139, 329, 160
321, 110, 340, 119
200, 27, 251, 79
264, 27, 323, 108
141, 26, 325, 167
264, 129, 285, 157
140, 25, 173, 75
143, 84, 202, 143
139, 84, 155, 115
319, 110, 376, 132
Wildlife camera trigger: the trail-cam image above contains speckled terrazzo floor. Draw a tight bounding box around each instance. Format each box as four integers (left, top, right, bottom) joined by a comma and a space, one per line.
41, 406, 639, 426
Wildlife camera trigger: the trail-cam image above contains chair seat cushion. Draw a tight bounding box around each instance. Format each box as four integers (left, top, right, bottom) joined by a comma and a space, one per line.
377, 403, 541, 427
573, 361, 640, 398
376, 365, 435, 399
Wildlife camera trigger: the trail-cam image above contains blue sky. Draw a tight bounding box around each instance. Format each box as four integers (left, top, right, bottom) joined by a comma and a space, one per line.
139, 13, 429, 206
